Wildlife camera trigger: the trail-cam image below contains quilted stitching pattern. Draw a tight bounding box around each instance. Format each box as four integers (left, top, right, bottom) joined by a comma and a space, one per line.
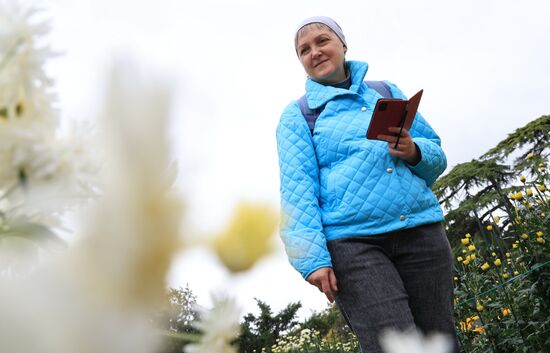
276, 108, 332, 278
276, 61, 447, 280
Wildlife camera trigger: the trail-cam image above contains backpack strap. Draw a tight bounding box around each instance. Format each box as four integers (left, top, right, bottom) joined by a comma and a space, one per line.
365, 80, 392, 99
298, 95, 325, 134
299, 80, 392, 135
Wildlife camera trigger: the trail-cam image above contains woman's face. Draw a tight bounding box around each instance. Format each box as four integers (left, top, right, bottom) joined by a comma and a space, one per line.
296, 24, 347, 85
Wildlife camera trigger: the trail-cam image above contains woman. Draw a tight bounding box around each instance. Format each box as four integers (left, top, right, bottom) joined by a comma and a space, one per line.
276, 16, 459, 353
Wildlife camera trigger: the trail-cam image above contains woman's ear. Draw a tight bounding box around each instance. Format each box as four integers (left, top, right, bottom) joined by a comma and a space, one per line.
343, 45, 347, 54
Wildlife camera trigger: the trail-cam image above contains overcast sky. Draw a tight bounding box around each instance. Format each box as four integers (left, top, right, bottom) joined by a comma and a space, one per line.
43, 0, 550, 318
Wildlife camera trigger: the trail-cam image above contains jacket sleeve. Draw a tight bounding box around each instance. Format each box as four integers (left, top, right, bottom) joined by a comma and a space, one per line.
276, 102, 332, 280
385, 81, 447, 187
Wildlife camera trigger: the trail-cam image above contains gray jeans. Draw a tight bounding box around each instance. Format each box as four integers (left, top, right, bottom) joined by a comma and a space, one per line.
327, 222, 460, 353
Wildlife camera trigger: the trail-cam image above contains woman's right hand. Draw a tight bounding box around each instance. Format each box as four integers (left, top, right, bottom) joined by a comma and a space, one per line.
306, 267, 338, 303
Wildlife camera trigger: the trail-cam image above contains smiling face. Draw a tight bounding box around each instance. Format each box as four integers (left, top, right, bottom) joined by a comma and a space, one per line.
296, 23, 347, 85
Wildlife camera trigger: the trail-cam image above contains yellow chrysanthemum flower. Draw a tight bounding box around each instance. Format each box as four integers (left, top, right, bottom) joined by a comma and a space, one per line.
494, 259, 502, 267
521, 233, 529, 240
502, 308, 511, 316
527, 152, 534, 159
512, 243, 519, 249
502, 273, 510, 279
462, 259, 470, 265
461, 238, 470, 245
486, 225, 493, 231
494, 216, 500, 223
473, 325, 485, 335
491, 252, 496, 256
506, 252, 511, 257
457, 256, 464, 262
213, 203, 278, 273
536, 184, 546, 192
481, 262, 490, 271
469, 254, 476, 261
519, 175, 526, 182
526, 189, 533, 197
468, 245, 476, 251
459, 315, 484, 334
476, 304, 484, 312
537, 238, 545, 244
536, 231, 544, 237
514, 271, 519, 276
465, 233, 471, 238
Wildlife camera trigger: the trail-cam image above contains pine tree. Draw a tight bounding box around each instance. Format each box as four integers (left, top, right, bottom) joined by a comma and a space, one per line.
236, 299, 301, 353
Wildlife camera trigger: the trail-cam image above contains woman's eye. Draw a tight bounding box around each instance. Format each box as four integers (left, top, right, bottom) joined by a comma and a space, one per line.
300, 48, 310, 55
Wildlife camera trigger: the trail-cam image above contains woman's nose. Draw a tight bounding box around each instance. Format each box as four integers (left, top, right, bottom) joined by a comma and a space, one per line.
311, 46, 322, 58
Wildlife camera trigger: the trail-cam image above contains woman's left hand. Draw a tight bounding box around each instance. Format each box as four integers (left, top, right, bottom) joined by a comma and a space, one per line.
378, 127, 421, 165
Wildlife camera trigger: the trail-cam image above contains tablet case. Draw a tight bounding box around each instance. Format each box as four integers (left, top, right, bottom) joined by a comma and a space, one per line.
366, 89, 423, 141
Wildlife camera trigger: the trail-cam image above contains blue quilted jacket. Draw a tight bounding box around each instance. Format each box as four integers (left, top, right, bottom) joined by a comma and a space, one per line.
276, 61, 446, 280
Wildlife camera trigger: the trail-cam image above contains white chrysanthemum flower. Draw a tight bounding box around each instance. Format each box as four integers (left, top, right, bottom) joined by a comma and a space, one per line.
1, 1, 57, 192
0, 1, 57, 127
0, 118, 99, 237
0, 1, 97, 229
74, 58, 182, 308
1, 2, 183, 351
185, 295, 241, 353
0, 58, 182, 353
380, 329, 452, 353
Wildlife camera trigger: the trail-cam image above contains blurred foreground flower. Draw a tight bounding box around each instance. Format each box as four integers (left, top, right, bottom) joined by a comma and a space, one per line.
185, 295, 241, 353
213, 202, 278, 272
380, 329, 452, 353
0, 58, 182, 353
75, 58, 182, 307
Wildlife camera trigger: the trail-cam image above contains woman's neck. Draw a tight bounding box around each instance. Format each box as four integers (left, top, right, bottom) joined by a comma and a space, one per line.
327, 66, 351, 89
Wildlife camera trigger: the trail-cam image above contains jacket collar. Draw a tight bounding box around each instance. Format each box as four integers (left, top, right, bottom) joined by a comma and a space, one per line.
304, 61, 369, 109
